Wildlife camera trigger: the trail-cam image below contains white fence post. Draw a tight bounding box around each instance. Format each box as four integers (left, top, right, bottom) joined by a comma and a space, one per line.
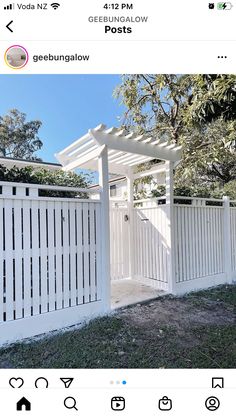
98, 146, 111, 312
165, 161, 176, 294
127, 169, 134, 279
223, 196, 232, 284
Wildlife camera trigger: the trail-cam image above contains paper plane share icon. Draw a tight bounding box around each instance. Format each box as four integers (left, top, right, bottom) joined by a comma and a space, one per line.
60, 378, 74, 388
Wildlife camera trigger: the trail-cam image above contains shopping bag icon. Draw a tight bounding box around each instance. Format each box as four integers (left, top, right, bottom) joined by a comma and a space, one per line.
158, 396, 172, 411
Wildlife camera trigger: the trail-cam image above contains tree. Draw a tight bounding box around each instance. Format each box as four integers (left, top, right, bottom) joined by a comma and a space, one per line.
0, 109, 43, 160
114, 74, 192, 144
175, 118, 236, 186
0, 165, 90, 198
114, 74, 236, 194
186, 74, 236, 124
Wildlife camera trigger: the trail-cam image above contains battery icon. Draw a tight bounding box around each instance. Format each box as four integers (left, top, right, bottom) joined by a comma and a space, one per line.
217, 2, 233, 9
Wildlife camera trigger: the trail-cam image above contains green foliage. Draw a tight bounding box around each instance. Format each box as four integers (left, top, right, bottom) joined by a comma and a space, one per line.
221, 180, 236, 200
133, 174, 153, 200
151, 185, 166, 197
150, 181, 236, 200
114, 74, 192, 143
0, 165, 90, 198
0, 109, 43, 159
176, 118, 236, 186
186, 74, 236, 124
115, 74, 236, 194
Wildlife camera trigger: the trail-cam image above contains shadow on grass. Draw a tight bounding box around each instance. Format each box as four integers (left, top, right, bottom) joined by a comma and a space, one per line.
0, 285, 235, 368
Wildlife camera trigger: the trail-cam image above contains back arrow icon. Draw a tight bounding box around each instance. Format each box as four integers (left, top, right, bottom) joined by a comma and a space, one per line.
6, 20, 13, 32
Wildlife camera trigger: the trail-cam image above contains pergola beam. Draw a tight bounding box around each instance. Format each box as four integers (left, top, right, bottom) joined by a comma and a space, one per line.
89, 129, 181, 162
133, 164, 166, 180
61, 145, 102, 172
76, 157, 129, 176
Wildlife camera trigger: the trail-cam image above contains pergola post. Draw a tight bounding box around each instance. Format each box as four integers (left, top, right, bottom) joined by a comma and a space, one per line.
165, 161, 176, 294
127, 169, 134, 279
98, 146, 111, 311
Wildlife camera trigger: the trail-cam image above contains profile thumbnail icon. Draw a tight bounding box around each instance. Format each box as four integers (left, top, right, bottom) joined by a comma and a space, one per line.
4, 45, 29, 69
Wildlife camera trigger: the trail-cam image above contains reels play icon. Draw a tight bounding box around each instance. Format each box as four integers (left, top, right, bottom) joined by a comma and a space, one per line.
111, 396, 125, 411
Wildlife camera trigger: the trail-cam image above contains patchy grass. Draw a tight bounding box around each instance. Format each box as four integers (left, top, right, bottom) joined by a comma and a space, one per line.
0, 284, 235, 368
186, 284, 236, 307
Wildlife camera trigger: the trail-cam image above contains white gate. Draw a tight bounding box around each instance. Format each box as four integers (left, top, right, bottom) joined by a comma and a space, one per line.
110, 202, 130, 281
133, 205, 170, 290
109, 201, 170, 290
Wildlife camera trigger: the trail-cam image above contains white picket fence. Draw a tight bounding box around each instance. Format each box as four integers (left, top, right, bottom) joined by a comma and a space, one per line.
0, 182, 104, 345
110, 196, 236, 293
173, 196, 235, 293
1, 181, 235, 345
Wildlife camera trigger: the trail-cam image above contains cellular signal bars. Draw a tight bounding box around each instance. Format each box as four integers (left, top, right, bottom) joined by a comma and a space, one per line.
4, 3, 14, 10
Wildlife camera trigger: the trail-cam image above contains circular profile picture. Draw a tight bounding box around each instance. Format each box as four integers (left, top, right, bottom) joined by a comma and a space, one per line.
4, 45, 29, 69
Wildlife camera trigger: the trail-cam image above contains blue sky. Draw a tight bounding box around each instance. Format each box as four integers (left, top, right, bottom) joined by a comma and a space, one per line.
0, 75, 125, 166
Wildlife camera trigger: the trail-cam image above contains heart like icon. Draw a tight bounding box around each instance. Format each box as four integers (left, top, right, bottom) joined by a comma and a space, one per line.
9, 377, 24, 388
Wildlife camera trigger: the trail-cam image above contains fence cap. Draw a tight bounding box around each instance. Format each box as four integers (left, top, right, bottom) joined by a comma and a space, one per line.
0, 180, 101, 194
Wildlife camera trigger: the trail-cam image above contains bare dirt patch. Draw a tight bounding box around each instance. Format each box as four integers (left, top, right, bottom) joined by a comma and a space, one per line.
118, 297, 235, 330
117, 293, 235, 349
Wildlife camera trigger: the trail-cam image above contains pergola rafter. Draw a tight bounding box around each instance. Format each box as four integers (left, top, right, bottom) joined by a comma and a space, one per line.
56, 123, 182, 174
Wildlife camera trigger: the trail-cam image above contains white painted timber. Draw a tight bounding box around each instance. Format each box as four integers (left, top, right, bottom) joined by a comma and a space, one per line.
56, 124, 182, 175
98, 147, 111, 312
0, 182, 103, 346
110, 203, 130, 281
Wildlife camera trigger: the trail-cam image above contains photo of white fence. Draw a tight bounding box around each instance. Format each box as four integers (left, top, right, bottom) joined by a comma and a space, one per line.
0, 124, 235, 345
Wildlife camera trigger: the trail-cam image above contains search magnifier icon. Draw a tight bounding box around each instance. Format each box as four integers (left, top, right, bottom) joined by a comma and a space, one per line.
64, 397, 78, 411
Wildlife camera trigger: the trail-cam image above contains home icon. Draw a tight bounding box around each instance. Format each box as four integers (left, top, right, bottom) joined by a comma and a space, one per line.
16, 397, 31, 411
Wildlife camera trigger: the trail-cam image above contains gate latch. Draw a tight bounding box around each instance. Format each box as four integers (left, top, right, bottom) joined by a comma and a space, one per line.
124, 214, 129, 222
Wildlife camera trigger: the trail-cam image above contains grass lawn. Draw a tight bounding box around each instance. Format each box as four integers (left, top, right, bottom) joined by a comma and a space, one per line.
0, 284, 235, 368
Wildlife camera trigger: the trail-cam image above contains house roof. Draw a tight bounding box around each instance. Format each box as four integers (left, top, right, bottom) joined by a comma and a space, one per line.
89, 176, 126, 189
56, 124, 182, 175
0, 156, 62, 172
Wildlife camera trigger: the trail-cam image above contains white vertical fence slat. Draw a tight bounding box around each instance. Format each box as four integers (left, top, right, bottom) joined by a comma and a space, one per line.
13, 197, 23, 319
198, 206, 204, 278
4, 197, 14, 321
89, 204, 96, 302
47, 201, 55, 311
76, 203, 84, 305
231, 208, 236, 273
55, 201, 63, 310
31, 200, 40, 315
69, 202, 77, 307
0, 201, 3, 322
39, 201, 48, 313
83, 203, 90, 303
62, 201, 70, 308
95, 203, 102, 300
22, 200, 32, 317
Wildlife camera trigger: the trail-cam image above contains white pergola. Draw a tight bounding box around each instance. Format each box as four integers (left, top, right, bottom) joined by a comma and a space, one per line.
55, 123, 181, 175
56, 124, 182, 305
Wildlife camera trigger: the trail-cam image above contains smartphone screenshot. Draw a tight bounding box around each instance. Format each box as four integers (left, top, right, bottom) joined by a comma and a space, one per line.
0, 0, 235, 417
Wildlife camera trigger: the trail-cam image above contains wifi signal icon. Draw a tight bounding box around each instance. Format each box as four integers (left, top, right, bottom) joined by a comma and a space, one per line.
51, 2, 60, 9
